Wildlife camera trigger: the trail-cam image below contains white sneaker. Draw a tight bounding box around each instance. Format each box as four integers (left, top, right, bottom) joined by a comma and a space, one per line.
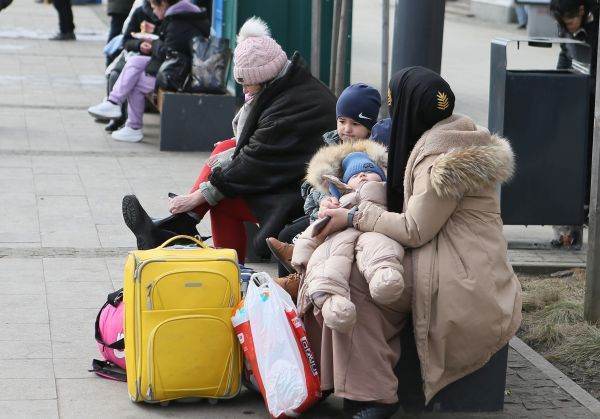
112, 126, 143, 143
88, 99, 122, 120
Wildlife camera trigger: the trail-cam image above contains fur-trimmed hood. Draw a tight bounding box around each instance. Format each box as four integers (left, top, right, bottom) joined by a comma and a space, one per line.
306, 140, 388, 193
411, 115, 515, 200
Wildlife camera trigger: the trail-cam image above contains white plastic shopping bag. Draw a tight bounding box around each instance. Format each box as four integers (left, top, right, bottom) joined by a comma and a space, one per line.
232, 272, 320, 418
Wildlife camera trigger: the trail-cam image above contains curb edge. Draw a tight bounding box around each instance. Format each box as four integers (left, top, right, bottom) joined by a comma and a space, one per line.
509, 336, 600, 414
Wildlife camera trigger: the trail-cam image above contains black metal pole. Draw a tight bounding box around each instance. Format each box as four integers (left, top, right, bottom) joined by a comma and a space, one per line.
391, 0, 446, 74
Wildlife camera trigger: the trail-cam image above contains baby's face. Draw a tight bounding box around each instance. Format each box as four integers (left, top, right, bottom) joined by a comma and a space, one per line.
347, 171, 382, 190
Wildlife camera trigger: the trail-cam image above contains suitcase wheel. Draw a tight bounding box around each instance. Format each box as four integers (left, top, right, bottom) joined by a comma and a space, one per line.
208, 399, 218, 405
160, 401, 170, 407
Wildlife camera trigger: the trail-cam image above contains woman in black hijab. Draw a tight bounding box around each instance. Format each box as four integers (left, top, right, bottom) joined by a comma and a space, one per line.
385, 66, 455, 212
319, 67, 521, 415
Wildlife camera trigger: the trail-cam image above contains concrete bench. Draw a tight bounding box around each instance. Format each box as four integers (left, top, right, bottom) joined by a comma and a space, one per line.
154, 89, 237, 152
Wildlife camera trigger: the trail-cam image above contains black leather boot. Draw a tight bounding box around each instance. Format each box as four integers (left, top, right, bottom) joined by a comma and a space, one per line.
122, 195, 178, 250
154, 212, 201, 238
343, 399, 400, 419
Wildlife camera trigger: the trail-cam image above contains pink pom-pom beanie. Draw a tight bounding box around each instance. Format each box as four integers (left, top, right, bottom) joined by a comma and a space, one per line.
233, 16, 288, 85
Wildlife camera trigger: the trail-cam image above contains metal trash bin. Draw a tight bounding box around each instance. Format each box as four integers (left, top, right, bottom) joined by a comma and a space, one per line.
489, 37, 592, 226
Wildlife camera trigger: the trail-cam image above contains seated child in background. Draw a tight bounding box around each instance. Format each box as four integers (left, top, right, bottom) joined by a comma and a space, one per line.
291, 140, 405, 334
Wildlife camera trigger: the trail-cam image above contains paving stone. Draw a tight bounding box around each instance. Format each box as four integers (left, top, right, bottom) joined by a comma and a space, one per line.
0, 294, 48, 323
38, 195, 100, 248
45, 281, 111, 309
0, 400, 59, 419
0, 378, 56, 400
53, 358, 95, 379
97, 224, 135, 248
43, 257, 109, 283
34, 174, 86, 196
0, 323, 50, 342
0, 341, 52, 360
0, 359, 54, 379
55, 378, 267, 419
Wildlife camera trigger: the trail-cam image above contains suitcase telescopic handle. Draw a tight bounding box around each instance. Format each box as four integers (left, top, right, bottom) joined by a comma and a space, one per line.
158, 235, 208, 249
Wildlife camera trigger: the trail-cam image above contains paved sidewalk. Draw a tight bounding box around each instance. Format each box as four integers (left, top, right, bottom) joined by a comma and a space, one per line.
0, 1, 597, 418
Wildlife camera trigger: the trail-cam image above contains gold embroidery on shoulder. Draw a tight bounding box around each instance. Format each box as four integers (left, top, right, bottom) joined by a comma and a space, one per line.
437, 91, 449, 110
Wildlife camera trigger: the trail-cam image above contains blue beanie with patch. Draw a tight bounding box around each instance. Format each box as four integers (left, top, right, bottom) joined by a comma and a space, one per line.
336, 83, 381, 130
342, 152, 386, 184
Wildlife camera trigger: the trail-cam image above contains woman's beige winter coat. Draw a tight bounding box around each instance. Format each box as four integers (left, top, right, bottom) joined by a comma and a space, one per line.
354, 115, 522, 403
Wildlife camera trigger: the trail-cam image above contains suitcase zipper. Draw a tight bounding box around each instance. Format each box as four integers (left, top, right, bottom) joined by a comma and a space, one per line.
132, 255, 143, 401
135, 257, 239, 282
145, 267, 238, 310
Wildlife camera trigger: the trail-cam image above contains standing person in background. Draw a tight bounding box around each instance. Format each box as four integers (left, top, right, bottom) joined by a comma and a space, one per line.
550, 0, 599, 249
50, 0, 75, 41
106, 0, 135, 45
551, 0, 598, 75
515, 1, 528, 29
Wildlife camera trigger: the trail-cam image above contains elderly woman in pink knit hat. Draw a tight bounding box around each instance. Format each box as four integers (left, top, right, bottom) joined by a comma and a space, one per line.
122, 16, 337, 263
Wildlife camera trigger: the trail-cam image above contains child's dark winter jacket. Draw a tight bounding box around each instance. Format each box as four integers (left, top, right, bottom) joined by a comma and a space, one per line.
301, 130, 340, 221
145, 1, 210, 77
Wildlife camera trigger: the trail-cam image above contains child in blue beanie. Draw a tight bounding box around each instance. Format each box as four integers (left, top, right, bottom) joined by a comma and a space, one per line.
336, 83, 382, 142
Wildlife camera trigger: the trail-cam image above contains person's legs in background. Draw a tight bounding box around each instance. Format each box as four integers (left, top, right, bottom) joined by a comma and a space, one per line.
105, 13, 127, 66
515, 4, 528, 29
105, 69, 128, 132
50, 0, 75, 40
88, 55, 151, 140
111, 67, 156, 142
107, 55, 152, 105
107, 13, 127, 43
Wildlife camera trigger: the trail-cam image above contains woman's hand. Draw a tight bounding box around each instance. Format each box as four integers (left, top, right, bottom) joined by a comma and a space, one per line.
318, 196, 340, 218
318, 207, 350, 238
207, 149, 230, 167
140, 41, 152, 55
169, 191, 206, 214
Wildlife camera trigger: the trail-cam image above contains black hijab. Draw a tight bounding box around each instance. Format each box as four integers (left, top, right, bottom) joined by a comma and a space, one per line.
386, 66, 455, 212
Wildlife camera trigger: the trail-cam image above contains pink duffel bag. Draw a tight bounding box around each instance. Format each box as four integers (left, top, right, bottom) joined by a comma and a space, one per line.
91, 289, 126, 381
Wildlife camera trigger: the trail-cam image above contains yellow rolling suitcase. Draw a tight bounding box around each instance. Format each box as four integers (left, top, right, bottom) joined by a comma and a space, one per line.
123, 235, 242, 403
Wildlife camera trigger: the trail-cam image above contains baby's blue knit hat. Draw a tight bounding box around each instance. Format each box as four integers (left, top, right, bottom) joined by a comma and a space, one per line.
342, 152, 386, 184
